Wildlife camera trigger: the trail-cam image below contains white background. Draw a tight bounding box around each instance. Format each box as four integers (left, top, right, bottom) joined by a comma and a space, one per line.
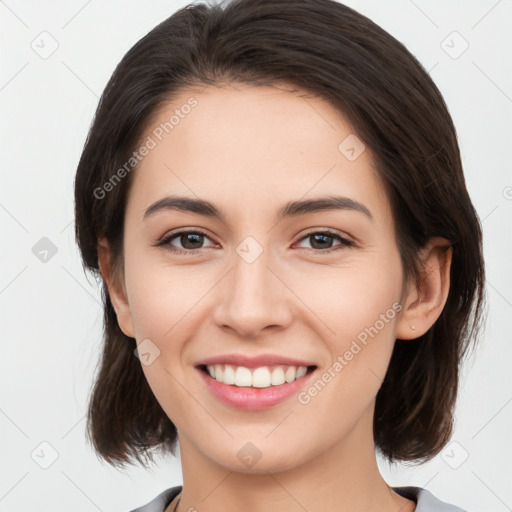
1, 0, 511, 510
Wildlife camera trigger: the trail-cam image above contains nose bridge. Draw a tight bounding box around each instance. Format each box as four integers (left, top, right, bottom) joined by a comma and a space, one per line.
233, 238, 271, 302
214, 235, 291, 336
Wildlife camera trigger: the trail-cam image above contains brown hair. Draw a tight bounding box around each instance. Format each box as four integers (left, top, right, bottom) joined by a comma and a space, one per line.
74, 0, 485, 468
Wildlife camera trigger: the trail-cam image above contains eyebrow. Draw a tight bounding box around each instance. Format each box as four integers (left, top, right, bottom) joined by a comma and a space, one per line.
143, 195, 373, 222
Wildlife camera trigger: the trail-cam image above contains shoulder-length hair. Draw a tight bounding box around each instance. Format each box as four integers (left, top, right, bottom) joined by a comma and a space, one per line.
74, 0, 485, 467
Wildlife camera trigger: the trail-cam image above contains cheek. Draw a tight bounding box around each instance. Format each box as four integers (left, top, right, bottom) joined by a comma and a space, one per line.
292, 255, 402, 339
125, 250, 200, 340
336, 278, 401, 348
295, 254, 403, 387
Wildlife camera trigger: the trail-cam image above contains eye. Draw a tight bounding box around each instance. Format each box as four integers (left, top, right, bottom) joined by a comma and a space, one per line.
295, 229, 355, 252
156, 228, 355, 255
157, 229, 216, 255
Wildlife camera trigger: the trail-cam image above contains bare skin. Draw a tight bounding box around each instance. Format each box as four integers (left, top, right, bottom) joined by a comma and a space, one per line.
97, 82, 452, 512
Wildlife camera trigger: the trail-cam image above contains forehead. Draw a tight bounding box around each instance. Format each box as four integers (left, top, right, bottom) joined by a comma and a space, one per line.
127, 82, 391, 224
146, 82, 356, 163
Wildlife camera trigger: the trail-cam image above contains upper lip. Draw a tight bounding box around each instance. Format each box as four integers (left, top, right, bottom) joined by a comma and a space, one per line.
196, 353, 317, 369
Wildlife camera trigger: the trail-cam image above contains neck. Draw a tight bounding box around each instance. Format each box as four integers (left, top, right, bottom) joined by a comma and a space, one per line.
173, 406, 415, 512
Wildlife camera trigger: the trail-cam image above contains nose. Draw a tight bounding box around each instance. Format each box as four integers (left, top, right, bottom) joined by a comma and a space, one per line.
212, 243, 293, 339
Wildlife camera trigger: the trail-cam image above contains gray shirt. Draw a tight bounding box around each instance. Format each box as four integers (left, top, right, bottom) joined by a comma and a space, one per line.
129, 485, 469, 511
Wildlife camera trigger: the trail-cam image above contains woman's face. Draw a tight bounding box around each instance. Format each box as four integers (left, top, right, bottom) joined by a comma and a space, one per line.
106, 82, 411, 473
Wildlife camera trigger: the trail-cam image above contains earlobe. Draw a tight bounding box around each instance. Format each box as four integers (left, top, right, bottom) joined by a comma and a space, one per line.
396, 237, 452, 340
97, 237, 136, 338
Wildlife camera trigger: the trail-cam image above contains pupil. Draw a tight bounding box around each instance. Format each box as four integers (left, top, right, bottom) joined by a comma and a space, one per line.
182, 233, 203, 249
311, 234, 332, 249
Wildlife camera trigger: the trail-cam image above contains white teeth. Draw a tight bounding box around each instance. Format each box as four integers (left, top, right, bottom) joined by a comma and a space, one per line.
205, 364, 310, 388
223, 364, 235, 385
285, 366, 296, 383
252, 367, 271, 388
214, 364, 223, 382
296, 366, 307, 379
234, 366, 252, 387
271, 367, 285, 385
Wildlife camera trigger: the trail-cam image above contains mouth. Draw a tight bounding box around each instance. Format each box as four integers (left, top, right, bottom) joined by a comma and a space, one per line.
197, 363, 317, 388
196, 363, 318, 410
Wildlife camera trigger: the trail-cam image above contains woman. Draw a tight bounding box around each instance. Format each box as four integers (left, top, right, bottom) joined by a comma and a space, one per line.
74, 0, 485, 510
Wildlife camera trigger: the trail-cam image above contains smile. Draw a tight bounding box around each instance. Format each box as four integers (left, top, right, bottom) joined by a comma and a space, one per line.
197, 364, 318, 410
204, 364, 311, 388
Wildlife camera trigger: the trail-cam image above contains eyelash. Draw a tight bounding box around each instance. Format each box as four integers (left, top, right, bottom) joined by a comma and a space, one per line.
157, 228, 355, 255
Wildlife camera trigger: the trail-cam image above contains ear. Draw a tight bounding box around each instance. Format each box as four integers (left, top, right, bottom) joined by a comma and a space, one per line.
97, 237, 136, 338
396, 237, 452, 340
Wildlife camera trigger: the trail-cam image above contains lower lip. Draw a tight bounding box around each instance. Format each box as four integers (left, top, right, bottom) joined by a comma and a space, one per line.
197, 367, 317, 410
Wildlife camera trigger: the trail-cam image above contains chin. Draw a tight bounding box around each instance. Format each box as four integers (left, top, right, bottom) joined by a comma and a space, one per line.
205, 442, 307, 475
